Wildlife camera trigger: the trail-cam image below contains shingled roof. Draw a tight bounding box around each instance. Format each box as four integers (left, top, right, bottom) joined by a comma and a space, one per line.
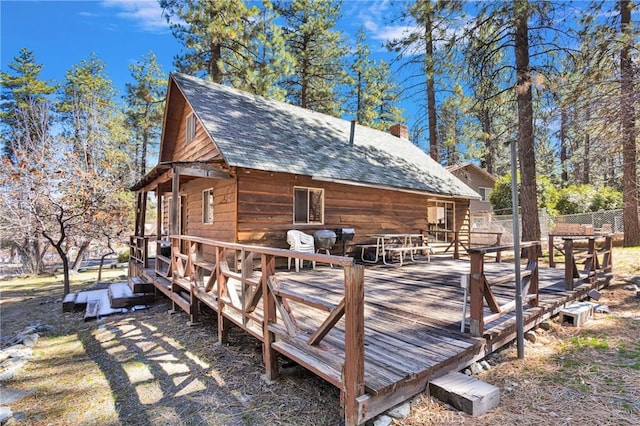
172, 73, 479, 199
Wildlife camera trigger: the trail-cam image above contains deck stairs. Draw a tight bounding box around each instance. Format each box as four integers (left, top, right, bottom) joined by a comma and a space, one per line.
61, 277, 155, 320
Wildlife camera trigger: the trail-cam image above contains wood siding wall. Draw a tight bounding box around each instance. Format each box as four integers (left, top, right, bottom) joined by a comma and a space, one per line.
235, 169, 470, 254
161, 80, 222, 162
161, 177, 237, 258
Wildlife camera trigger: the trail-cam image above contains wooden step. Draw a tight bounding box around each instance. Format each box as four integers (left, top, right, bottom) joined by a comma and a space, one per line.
108, 282, 154, 309
62, 292, 77, 312
128, 276, 154, 293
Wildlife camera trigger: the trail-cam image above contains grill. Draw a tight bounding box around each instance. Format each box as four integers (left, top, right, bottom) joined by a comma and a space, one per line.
313, 230, 337, 252
335, 227, 356, 255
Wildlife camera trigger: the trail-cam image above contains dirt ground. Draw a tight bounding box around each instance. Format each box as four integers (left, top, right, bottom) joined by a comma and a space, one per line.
1, 248, 639, 425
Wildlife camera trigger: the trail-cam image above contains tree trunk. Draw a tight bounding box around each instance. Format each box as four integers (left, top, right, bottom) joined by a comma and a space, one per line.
514, 0, 540, 243
481, 108, 494, 174
583, 106, 591, 184
209, 42, 222, 83
71, 240, 90, 272
560, 106, 568, 184
620, 0, 640, 246
425, 9, 439, 162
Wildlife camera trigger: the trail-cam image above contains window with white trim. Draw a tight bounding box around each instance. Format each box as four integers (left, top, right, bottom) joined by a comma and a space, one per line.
185, 113, 196, 145
202, 189, 214, 224
293, 187, 324, 224
478, 187, 492, 202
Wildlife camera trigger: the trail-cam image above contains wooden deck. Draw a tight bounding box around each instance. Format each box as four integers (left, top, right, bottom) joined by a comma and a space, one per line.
129, 238, 611, 424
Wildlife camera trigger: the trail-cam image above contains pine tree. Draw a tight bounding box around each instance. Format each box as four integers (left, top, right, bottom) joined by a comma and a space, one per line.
347, 29, 403, 130
276, 0, 348, 116
125, 51, 166, 178
387, 0, 463, 162
161, 0, 260, 83
226, 1, 294, 101
0, 48, 57, 160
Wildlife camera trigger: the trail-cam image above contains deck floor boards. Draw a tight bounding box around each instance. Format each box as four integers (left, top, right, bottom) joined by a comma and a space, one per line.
136, 255, 607, 422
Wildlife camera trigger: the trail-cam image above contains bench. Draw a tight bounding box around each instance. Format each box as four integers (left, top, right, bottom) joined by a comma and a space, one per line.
384, 243, 431, 266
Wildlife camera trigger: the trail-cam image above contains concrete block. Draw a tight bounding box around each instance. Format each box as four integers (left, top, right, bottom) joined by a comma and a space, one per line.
429, 372, 500, 416
559, 301, 593, 327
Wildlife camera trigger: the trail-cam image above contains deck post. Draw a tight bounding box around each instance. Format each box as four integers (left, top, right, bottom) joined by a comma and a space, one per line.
453, 231, 460, 259
262, 254, 279, 380
170, 167, 180, 237
216, 246, 229, 344
585, 237, 596, 284
343, 264, 365, 426
469, 251, 484, 337
495, 233, 502, 263
564, 238, 574, 290
527, 245, 539, 307
603, 235, 613, 276
548, 235, 556, 268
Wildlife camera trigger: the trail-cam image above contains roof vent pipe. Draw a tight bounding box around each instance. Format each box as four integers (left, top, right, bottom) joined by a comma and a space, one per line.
349, 120, 357, 146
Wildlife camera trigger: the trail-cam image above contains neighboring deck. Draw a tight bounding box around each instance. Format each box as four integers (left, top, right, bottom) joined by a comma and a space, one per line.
129, 237, 612, 424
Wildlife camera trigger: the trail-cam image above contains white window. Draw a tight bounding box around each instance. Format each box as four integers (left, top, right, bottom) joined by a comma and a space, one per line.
478, 187, 492, 202
202, 189, 214, 224
294, 187, 324, 224
185, 113, 196, 145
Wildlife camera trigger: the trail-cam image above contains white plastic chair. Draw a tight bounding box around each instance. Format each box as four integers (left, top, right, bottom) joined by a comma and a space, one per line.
287, 230, 316, 272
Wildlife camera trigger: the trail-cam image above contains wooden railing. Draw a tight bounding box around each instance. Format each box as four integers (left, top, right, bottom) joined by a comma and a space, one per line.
551, 235, 613, 290
162, 235, 365, 426
129, 235, 149, 268
468, 241, 540, 337
428, 229, 503, 261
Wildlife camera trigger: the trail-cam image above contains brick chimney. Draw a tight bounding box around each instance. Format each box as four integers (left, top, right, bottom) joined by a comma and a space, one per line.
389, 123, 409, 140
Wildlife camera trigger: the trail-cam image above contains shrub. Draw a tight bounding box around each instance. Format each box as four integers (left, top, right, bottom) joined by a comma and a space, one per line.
490, 173, 559, 215
556, 184, 623, 214
117, 250, 129, 263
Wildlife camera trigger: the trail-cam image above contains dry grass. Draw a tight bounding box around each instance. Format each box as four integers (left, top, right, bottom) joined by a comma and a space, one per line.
0, 268, 341, 426
1, 248, 639, 425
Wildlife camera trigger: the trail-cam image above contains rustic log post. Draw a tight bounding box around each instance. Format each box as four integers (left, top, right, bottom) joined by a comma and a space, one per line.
262, 253, 279, 380
216, 246, 229, 344
143, 236, 149, 269
564, 238, 574, 290
495, 233, 502, 263
453, 231, 460, 259
170, 167, 180, 237
469, 251, 485, 337
548, 235, 556, 268
343, 264, 365, 426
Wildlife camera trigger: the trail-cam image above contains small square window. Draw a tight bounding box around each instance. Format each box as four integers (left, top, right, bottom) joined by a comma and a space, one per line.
478, 187, 492, 202
202, 189, 214, 224
293, 187, 324, 224
185, 113, 196, 145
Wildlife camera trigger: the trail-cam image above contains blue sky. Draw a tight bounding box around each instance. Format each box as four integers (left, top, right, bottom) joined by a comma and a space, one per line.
1, 0, 407, 101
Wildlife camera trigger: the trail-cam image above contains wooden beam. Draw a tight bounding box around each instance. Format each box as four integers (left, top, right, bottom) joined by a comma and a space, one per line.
170, 167, 180, 237
174, 164, 231, 179
343, 264, 365, 426
307, 298, 346, 346
262, 254, 279, 380
469, 252, 484, 337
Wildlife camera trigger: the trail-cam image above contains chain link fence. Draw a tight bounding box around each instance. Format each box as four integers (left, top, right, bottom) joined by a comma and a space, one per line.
470, 208, 628, 244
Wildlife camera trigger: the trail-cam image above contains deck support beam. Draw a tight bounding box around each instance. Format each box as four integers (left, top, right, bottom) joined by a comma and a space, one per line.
262, 254, 279, 380
343, 265, 365, 426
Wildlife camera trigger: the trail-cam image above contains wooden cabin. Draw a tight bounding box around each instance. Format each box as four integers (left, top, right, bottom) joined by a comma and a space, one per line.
131, 73, 480, 254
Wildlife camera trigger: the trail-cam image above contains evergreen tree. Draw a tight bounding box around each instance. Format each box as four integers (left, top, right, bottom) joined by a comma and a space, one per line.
276, 0, 348, 116
387, 0, 463, 162
0, 48, 57, 160
125, 51, 166, 178
160, 0, 259, 83
226, 0, 294, 101
347, 29, 403, 130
